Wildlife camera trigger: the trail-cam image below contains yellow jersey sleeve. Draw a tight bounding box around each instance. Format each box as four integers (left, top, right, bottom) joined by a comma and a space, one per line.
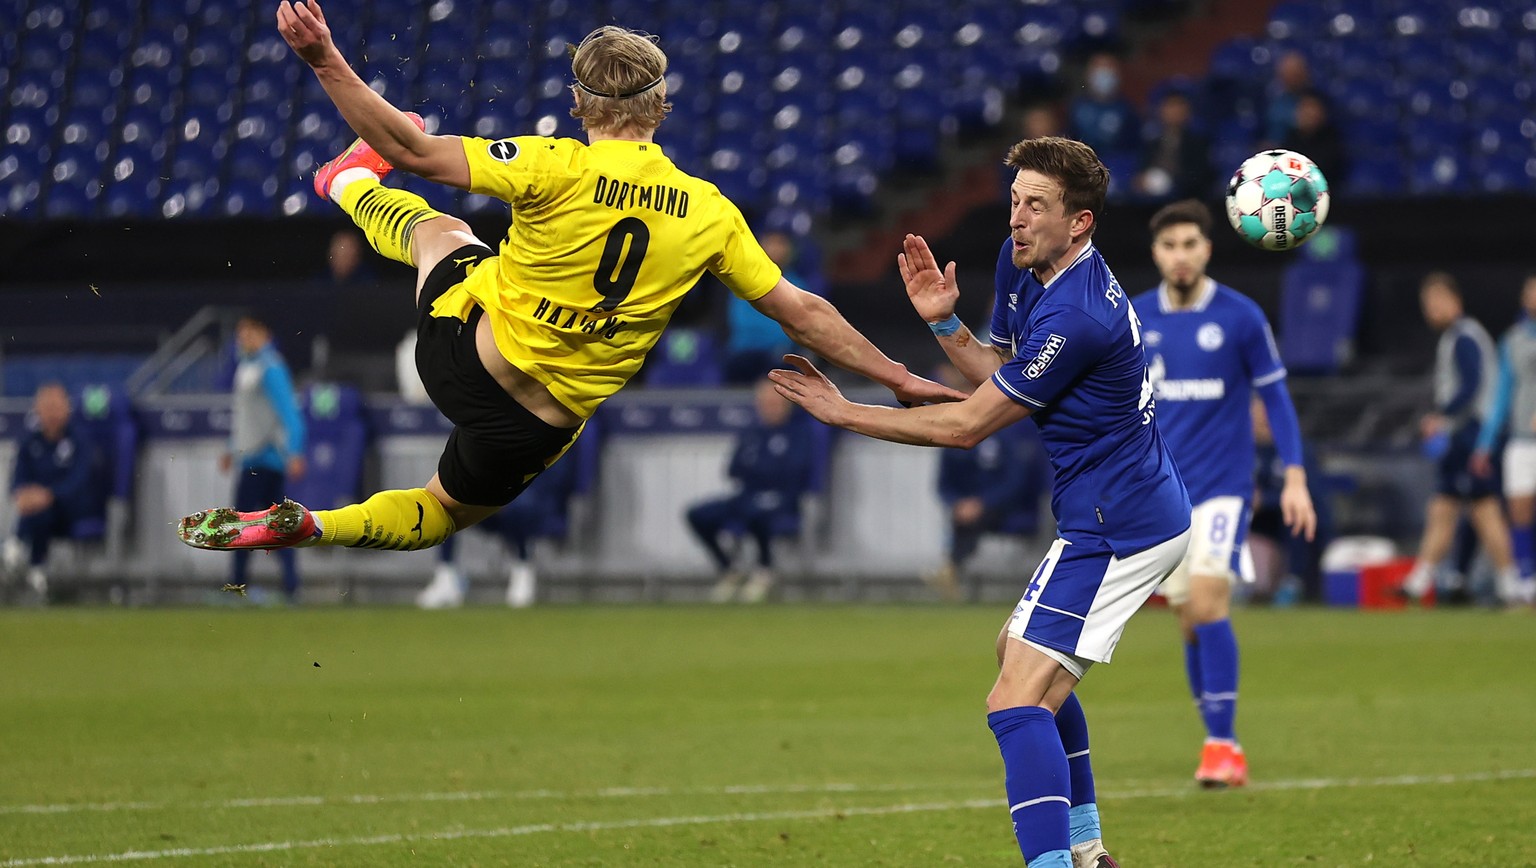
707, 198, 782, 301
460, 135, 577, 207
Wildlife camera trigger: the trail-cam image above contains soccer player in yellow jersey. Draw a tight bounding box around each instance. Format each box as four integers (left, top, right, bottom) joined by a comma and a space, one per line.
177, 0, 960, 556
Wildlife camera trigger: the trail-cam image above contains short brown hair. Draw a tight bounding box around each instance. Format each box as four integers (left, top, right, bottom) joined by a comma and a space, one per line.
1149, 199, 1213, 239
1004, 137, 1109, 234
568, 26, 671, 134
1421, 271, 1460, 297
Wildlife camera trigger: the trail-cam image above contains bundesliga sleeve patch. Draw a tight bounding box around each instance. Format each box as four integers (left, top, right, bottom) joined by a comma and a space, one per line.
1024, 334, 1066, 379
486, 139, 520, 163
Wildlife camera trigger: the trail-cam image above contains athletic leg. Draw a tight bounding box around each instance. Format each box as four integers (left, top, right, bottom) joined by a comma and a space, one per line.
313, 113, 487, 303
1402, 496, 1459, 597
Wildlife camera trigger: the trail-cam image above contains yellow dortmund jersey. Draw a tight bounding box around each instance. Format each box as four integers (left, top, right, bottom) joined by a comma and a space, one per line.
431, 136, 783, 418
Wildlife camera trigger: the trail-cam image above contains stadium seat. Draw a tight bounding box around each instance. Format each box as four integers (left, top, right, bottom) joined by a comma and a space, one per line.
1344, 158, 1405, 197
645, 329, 725, 387
1408, 152, 1468, 194
67, 384, 139, 551
1471, 151, 1535, 193
1278, 227, 1364, 375
288, 383, 369, 510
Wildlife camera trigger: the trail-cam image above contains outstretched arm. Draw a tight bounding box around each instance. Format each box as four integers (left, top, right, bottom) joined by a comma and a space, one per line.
769, 355, 1029, 449
750, 280, 968, 407
277, 0, 469, 188
898, 234, 1007, 386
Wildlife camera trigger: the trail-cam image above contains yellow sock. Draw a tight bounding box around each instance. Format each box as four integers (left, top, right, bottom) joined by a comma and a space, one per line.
313, 488, 456, 551
336, 179, 443, 267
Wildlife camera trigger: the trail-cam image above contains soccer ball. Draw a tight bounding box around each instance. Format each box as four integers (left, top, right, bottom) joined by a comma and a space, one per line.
1224, 150, 1330, 251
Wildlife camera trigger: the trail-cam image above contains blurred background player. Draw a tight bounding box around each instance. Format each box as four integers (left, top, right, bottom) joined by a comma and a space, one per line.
1400, 273, 1522, 604
1249, 396, 1330, 605
722, 230, 817, 385
927, 362, 1047, 601
1133, 200, 1316, 788
1133, 88, 1212, 201
685, 376, 815, 603
1471, 273, 1536, 605
223, 315, 307, 601
1067, 53, 1139, 167
179, 4, 959, 559
4, 384, 100, 602
772, 137, 1193, 868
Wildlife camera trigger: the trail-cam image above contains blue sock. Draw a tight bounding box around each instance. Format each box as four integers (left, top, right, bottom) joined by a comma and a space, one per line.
988, 706, 1073, 867
1194, 619, 1239, 741
1183, 637, 1203, 705
1054, 693, 1101, 847
278, 549, 300, 601
1513, 523, 1535, 578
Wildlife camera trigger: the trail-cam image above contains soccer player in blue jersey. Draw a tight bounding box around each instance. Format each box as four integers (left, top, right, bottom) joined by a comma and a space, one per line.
772, 137, 1191, 868
1132, 200, 1316, 788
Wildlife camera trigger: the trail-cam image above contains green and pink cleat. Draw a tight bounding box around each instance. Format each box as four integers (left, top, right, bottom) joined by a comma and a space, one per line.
177, 499, 320, 551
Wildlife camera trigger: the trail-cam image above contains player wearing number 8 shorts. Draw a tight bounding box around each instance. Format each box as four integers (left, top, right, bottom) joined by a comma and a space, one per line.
176, 5, 961, 557
1133, 201, 1317, 788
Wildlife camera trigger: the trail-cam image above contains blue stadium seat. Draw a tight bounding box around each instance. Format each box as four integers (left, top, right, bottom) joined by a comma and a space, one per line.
1408, 152, 1468, 194
67, 383, 140, 548
289, 384, 369, 510
1268, 0, 1329, 40
1400, 114, 1464, 155
1472, 151, 1535, 193
1329, 75, 1400, 121
645, 329, 725, 387
1278, 228, 1364, 375
1344, 158, 1404, 196
223, 176, 280, 217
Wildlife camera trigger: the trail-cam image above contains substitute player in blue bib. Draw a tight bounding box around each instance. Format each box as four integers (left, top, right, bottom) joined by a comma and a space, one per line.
772, 137, 1191, 868
1132, 200, 1316, 788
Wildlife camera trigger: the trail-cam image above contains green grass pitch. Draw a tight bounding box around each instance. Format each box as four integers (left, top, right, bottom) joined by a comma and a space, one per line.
1, 604, 1533, 866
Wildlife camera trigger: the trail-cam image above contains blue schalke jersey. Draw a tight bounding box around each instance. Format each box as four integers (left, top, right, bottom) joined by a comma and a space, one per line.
1131, 279, 1287, 503
988, 239, 1190, 556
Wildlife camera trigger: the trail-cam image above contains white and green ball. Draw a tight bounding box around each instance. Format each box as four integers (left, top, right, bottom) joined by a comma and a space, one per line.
1224, 149, 1330, 251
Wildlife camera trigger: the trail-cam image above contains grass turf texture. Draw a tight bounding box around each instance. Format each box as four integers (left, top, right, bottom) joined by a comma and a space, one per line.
0, 606, 1532, 866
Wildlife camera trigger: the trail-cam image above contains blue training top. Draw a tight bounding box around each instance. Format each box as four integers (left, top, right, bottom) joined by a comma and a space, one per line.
988, 239, 1190, 556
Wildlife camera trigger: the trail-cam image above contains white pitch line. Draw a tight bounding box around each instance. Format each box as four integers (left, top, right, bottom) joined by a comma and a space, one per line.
3, 768, 1534, 867
0, 780, 980, 817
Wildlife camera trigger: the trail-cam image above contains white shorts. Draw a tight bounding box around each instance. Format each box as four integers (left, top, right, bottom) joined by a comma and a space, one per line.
1160, 496, 1250, 606
1505, 440, 1536, 498
1006, 530, 1192, 677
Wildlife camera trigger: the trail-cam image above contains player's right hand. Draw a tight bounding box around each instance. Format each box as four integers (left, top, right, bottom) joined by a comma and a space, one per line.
1469, 449, 1493, 478
897, 234, 961, 325
277, 0, 338, 69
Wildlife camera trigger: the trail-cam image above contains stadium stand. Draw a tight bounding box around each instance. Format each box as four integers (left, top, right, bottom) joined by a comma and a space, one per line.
18, 0, 1531, 229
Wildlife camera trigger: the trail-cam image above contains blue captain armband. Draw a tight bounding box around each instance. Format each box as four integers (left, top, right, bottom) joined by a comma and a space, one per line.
928, 314, 963, 337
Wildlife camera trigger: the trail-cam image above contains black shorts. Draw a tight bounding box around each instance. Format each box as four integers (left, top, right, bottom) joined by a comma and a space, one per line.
416, 244, 579, 507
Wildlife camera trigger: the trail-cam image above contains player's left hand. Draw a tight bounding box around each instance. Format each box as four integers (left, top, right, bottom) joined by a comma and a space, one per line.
277, 0, 340, 69
1280, 469, 1316, 542
770, 355, 850, 426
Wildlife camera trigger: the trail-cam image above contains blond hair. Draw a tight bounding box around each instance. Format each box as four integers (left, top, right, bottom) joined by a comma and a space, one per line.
568, 26, 671, 134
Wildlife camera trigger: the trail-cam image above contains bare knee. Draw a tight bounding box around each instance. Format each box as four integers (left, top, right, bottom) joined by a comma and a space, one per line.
1184, 575, 1231, 626
426, 475, 500, 533
412, 214, 480, 269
